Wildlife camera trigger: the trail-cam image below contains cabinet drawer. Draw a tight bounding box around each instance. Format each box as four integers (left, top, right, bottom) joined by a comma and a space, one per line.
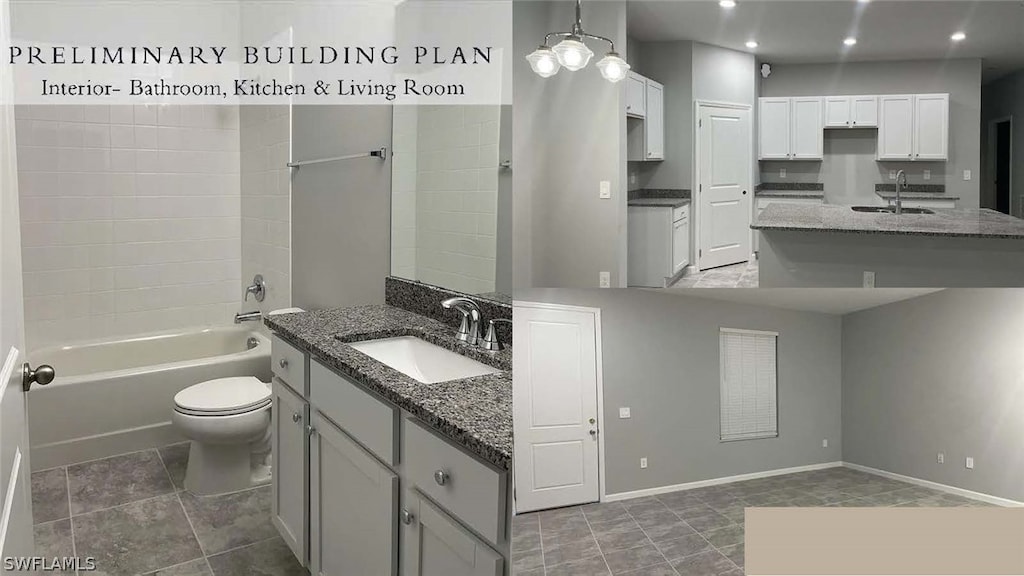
404, 418, 506, 546
310, 361, 398, 467
672, 204, 689, 223
272, 335, 306, 393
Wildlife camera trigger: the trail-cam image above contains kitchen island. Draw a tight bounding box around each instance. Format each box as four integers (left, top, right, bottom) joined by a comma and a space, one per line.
752, 203, 1024, 287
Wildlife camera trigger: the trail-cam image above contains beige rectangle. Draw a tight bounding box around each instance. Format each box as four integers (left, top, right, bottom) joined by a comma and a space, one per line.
747, 508, 1024, 575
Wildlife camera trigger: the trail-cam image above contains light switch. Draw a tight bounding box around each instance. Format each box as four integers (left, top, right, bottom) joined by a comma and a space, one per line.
966, 457, 974, 469
619, 407, 631, 419
600, 180, 612, 199
599, 271, 611, 288
963, 170, 972, 181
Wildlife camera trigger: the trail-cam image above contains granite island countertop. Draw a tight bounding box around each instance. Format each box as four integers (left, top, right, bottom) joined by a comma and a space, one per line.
628, 197, 691, 208
752, 203, 1024, 239
265, 305, 512, 469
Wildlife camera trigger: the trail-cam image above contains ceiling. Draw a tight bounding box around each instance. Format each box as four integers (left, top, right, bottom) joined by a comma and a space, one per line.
627, 0, 1024, 82
662, 288, 943, 314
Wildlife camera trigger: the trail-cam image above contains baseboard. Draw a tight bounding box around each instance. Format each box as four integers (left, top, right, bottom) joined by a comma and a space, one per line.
603, 461, 843, 502
31, 421, 185, 471
842, 462, 1024, 508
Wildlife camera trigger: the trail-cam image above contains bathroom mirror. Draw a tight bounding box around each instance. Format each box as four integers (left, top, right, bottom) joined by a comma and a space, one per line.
390, 105, 512, 302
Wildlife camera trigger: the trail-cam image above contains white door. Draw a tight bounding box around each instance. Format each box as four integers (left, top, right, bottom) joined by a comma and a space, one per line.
699, 105, 752, 271
758, 98, 790, 160
645, 80, 664, 161
0, 0, 36, 564
914, 94, 949, 161
824, 97, 851, 128
513, 303, 600, 513
878, 95, 914, 160
790, 97, 823, 160
851, 96, 879, 128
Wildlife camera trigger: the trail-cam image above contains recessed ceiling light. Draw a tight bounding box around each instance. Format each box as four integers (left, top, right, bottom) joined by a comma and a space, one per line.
719, 0, 737, 8
844, 37, 858, 46
951, 31, 967, 42
746, 40, 759, 49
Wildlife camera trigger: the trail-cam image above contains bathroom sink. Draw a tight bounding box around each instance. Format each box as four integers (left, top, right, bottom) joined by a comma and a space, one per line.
851, 206, 935, 215
348, 336, 500, 384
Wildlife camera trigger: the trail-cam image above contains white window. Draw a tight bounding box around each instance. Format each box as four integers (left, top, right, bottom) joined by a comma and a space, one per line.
719, 328, 778, 442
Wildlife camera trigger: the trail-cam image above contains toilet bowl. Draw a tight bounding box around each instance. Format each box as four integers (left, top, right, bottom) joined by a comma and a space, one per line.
171, 376, 272, 496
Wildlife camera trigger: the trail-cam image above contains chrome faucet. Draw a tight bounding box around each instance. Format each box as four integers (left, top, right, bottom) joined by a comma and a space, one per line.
482, 318, 512, 351
895, 170, 908, 215
441, 297, 482, 345
235, 310, 262, 324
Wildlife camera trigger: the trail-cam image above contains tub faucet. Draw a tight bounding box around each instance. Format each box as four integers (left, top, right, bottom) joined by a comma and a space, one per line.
895, 170, 908, 215
235, 310, 262, 324
441, 297, 482, 345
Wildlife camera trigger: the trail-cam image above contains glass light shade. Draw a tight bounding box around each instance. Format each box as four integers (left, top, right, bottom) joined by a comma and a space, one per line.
526, 46, 561, 78
596, 53, 630, 83
552, 38, 594, 71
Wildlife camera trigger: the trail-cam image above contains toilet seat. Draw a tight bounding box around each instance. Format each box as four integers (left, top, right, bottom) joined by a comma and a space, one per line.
174, 377, 271, 417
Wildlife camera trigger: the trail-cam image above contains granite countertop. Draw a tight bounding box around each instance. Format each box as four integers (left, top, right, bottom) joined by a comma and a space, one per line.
875, 190, 961, 201
265, 305, 512, 469
755, 190, 826, 200
752, 203, 1024, 239
628, 198, 691, 208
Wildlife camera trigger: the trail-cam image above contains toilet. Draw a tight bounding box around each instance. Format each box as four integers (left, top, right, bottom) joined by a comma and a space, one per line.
171, 376, 272, 496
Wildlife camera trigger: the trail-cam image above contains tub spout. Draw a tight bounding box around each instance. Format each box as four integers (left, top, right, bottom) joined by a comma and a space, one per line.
235, 311, 262, 324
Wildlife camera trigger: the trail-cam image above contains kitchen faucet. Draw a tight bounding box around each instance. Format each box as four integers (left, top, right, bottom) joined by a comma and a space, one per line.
895, 170, 908, 215
441, 297, 482, 345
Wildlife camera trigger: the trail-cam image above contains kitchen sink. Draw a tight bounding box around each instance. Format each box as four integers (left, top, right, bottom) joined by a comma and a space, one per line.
348, 336, 500, 384
851, 206, 935, 215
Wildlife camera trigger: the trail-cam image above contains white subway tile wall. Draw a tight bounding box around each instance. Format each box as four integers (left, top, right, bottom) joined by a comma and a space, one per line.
240, 105, 291, 317
15, 104, 242, 350
391, 105, 418, 280
397, 105, 500, 295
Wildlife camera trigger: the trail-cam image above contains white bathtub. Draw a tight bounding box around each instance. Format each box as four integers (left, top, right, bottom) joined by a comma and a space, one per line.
28, 326, 272, 470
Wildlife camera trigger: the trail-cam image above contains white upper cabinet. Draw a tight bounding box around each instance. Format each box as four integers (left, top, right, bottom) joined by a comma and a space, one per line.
913, 93, 949, 161
625, 72, 646, 118
758, 98, 792, 160
877, 95, 915, 160
645, 79, 665, 161
791, 97, 824, 160
825, 96, 878, 128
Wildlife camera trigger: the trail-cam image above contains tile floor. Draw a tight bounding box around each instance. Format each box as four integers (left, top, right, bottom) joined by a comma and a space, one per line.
668, 261, 759, 289
511, 467, 993, 576
30, 443, 305, 576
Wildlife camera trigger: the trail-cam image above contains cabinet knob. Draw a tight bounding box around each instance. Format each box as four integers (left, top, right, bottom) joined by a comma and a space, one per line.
279, 358, 288, 369
401, 509, 415, 525
307, 425, 317, 437
433, 469, 450, 486
292, 412, 301, 423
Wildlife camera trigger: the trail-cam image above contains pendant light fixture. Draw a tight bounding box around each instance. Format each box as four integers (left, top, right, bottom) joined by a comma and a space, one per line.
526, 0, 630, 83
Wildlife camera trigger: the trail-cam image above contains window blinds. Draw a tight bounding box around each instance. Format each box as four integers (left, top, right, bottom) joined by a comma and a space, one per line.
720, 328, 778, 442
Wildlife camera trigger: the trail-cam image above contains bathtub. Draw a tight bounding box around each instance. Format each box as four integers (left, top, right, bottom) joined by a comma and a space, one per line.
28, 326, 272, 470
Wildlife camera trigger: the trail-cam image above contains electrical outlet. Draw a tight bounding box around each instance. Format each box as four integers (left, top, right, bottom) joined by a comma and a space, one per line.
619, 407, 631, 419
923, 170, 931, 181
640, 457, 648, 469
863, 271, 876, 288
889, 170, 897, 180
937, 452, 945, 464
599, 271, 611, 288
780, 168, 787, 178
822, 439, 829, 448
966, 457, 974, 469
963, 170, 972, 181
600, 181, 612, 199
630, 172, 636, 185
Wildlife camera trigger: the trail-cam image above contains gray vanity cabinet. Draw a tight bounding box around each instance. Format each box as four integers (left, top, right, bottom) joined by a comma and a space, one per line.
309, 411, 399, 576
402, 492, 504, 576
270, 378, 308, 566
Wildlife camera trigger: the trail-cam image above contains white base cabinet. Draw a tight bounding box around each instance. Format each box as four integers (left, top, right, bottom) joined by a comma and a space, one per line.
403, 492, 504, 576
271, 378, 308, 566
628, 204, 689, 287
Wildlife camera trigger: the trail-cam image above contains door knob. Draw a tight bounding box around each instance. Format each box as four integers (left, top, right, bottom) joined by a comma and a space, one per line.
742, 190, 748, 195
589, 429, 598, 437
22, 363, 55, 391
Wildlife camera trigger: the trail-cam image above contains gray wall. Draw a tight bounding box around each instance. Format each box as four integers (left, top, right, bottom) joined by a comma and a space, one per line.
291, 105, 391, 309
761, 59, 982, 208
517, 289, 843, 496
980, 69, 1024, 217
514, 1, 628, 289
842, 289, 1024, 502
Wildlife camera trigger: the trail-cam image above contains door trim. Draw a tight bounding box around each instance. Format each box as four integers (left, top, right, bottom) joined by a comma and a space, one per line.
511, 301, 607, 503
987, 115, 1014, 216
693, 100, 754, 272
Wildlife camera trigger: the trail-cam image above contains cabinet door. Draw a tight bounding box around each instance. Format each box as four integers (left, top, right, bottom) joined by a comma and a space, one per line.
824, 96, 851, 128
625, 72, 646, 118
878, 95, 914, 160
672, 216, 689, 275
851, 96, 878, 128
645, 80, 664, 161
272, 378, 308, 566
759, 98, 791, 160
914, 94, 949, 161
310, 412, 398, 576
791, 97, 823, 160
402, 491, 503, 576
